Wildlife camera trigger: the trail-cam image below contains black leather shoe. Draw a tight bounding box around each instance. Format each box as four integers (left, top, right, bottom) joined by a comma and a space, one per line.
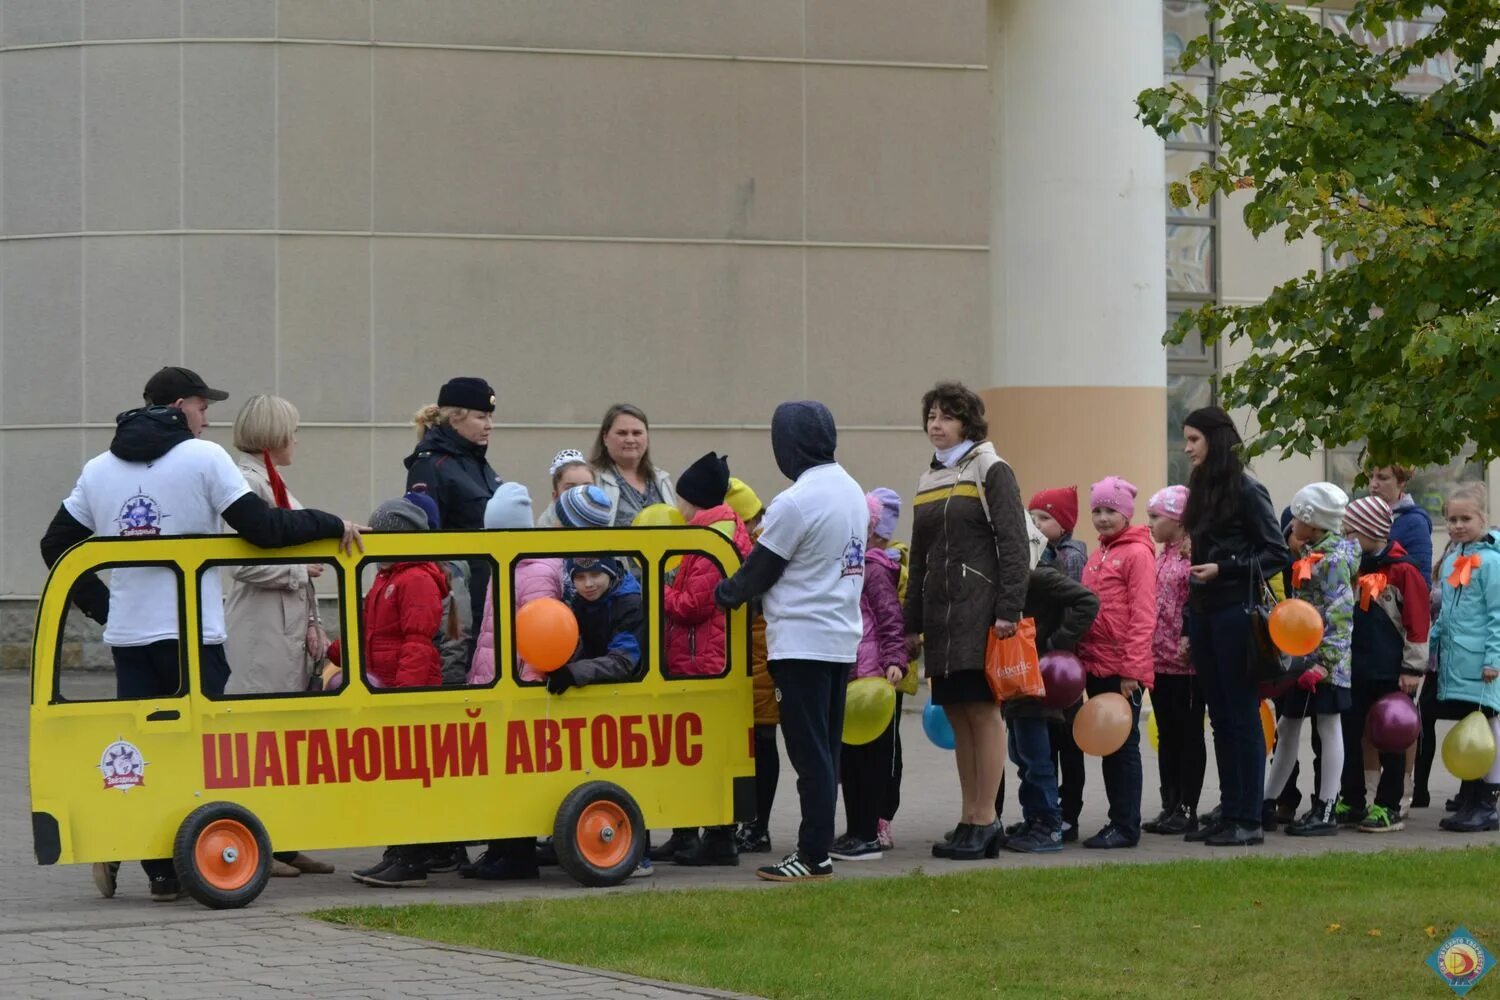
1082, 825, 1138, 850
949, 821, 1003, 860
933, 823, 971, 858
1185, 817, 1228, 843
1262, 799, 1280, 832
1140, 809, 1174, 835
1204, 822, 1264, 847
650, 829, 700, 863
1157, 807, 1197, 835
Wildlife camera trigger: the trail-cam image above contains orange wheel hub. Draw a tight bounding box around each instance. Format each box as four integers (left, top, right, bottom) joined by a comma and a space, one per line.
195, 818, 260, 891
576, 801, 632, 869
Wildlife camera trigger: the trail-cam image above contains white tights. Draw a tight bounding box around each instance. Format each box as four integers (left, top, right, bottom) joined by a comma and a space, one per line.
1265, 713, 1345, 804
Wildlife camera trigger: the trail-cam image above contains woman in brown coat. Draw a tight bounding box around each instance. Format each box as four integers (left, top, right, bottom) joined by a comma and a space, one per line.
904, 383, 1032, 860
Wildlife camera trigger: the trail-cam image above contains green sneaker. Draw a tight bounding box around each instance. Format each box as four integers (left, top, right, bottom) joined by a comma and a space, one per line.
1333, 800, 1366, 827
1357, 804, 1404, 833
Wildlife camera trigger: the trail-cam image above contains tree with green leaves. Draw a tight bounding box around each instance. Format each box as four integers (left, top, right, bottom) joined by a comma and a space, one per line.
1137, 0, 1500, 469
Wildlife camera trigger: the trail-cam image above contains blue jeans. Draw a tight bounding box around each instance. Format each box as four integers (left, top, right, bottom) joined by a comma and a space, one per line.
1007, 716, 1060, 827
1189, 603, 1266, 827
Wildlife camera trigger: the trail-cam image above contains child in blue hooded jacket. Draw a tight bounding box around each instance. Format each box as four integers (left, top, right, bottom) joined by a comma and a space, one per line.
1431, 483, 1500, 833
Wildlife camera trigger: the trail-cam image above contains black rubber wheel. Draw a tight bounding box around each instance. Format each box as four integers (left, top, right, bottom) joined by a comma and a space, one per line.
172, 801, 273, 909
553, 781, 645, 888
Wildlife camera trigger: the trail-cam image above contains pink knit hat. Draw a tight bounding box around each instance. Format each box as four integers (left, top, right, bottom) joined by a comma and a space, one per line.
1147, 485, 1189, 522
1090, 476, 1138, 519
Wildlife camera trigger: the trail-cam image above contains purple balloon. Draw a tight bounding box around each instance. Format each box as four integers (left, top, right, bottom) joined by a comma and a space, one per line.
1366, 691, 1420, 753
1040, 651, 1087, 710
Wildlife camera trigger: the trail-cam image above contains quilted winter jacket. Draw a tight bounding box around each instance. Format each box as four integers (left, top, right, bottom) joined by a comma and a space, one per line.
1434, 533, 1500, 712
469, 557, 563, 685
1077, 524, 1158, 688
363, 561, 448, 688
853, 547, 907, 681
664, 505, 753, 677
1290, 532, 1360, 688
1153, 540, 1193, 677
904, 442, 1032, 678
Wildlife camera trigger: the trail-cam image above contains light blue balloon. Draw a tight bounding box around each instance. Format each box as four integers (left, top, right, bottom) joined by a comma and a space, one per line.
923, 702, 956, 751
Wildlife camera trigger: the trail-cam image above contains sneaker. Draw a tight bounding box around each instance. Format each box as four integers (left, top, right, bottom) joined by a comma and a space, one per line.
875, 819, 895, 851
92, 862, 120, 899
1006, 823, 1063, 854
355, 861, 428, 888
355, 848, 399, 879
426, 844, 466, 874
458, 849, 497, 879
149, 875, 180, 902
1358, 804, 1405, 833
828, 837, 882, 861
735, 826, 772, 854
755, 851, 833, 883
1082, 825, 1138, 850
1333, 800, 1366, 827
650, 829, 700, 863
631, 858, 655, 878
473, 857, 539, 881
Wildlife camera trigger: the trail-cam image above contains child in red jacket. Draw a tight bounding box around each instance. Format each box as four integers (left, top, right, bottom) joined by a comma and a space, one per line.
653, 453, 754, 868
1076, 476, 1157, 849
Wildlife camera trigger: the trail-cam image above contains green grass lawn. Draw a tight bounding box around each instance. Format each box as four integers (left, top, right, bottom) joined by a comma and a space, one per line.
317, 848, 1500, 999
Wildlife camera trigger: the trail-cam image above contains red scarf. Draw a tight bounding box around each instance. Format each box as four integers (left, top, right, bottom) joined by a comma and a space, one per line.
262, 451, 291, 510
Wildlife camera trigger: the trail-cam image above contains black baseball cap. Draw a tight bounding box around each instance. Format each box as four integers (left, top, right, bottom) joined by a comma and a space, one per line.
143, 366, 230, 406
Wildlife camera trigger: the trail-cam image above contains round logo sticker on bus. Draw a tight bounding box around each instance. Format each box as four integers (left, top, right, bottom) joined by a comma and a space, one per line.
99, 740, 148, 792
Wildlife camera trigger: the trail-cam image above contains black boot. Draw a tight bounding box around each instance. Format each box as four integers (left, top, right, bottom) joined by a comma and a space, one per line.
1157, 805, 1198, 835
1142, 787, 1180, 835
1262, 799, 1280, 833
1442, 783, 1500, 833
1286, 797, 1337, 837
933, 823, 971, 858
948, 820, 1004, 860
675, 826, 740, 866
650, 828, 700, 863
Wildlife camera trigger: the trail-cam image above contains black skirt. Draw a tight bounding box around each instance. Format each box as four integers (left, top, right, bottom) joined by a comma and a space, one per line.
930, 671, 995, 707
1277, 683, 1353, 719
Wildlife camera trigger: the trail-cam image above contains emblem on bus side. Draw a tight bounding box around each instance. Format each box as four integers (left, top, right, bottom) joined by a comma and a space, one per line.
99, 739, 147, 792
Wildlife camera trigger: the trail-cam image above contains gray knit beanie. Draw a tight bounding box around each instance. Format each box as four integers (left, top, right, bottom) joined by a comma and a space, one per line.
370, 496, 429, 532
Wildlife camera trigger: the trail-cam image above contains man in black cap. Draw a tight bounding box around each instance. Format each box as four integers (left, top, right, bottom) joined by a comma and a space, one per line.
40, 367, 367, 903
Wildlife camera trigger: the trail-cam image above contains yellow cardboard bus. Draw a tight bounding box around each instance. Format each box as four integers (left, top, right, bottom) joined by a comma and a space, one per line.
30, 527, 753, 908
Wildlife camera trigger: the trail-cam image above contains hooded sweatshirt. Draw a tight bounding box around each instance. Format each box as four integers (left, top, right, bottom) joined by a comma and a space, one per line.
1077, 524, 1158, 687
1433, 532, 1500, 712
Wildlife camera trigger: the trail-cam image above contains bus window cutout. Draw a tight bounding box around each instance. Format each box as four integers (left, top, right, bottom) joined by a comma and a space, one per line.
202, 559, 344, 699
31, 527, 752, 908
355, 553, 498, 692
660, 551, 734, 681
503, 552, 650, 689
52, 563, 186, 705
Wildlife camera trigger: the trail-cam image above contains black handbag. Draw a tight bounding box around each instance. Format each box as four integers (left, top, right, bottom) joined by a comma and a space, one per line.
1245, 560, 1294, 688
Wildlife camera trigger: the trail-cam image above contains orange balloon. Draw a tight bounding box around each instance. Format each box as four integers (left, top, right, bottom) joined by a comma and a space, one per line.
1269, 598, 1324, 656
515, 598, 580, 674
1260, 700, 1276, 756
1073, 692, 1133, 757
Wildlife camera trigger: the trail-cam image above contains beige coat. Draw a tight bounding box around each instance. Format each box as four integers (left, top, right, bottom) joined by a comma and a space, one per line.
224, 454, 320, 694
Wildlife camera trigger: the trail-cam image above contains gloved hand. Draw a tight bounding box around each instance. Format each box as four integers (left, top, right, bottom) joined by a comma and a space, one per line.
1296, 668, 1322, 694
714, 580, 741, 611
546, 666, 577, 695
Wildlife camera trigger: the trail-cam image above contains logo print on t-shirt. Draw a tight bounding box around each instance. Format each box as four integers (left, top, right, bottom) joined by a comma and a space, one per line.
116, 491, 169, 537
841, 538, 865, 579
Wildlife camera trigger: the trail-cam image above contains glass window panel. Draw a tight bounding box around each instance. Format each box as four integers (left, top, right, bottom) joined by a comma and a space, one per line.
1163, 75, 1212, 145
1326, 449, 1484, 525
1166, 149, 1213, 218
1166, 310, 1211, 363
1164, 1, 1211, 75
1166, 224, 1215, 294
1167, 374, 1215, 486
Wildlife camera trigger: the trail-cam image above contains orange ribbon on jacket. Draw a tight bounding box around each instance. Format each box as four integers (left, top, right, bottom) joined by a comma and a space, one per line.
1449, 554, 1483, 589
1291, 553, 1324, 588
1358, 573, 1388, 611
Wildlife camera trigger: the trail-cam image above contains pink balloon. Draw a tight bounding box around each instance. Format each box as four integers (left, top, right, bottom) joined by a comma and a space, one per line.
1040, 651, 1087, 710
1366, 692, 1420, 753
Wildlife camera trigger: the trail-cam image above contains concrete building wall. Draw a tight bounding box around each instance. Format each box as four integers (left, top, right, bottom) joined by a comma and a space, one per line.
0, 1, 993, 616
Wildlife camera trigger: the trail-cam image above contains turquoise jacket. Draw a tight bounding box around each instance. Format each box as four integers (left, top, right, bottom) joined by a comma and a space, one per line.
1433, 533, 1500, 713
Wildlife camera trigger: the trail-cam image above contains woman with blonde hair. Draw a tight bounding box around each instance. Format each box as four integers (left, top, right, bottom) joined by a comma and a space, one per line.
223, 393, 335, 877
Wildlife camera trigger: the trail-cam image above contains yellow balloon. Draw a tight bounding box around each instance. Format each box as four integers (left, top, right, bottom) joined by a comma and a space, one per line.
1146, 709, 1159, 752
633, 503, 685, 528
1443, 711, 1497, 781
843, 677, 896, 746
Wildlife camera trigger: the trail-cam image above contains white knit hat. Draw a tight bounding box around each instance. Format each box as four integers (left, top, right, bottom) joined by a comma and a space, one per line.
1291, 482, 1350, 533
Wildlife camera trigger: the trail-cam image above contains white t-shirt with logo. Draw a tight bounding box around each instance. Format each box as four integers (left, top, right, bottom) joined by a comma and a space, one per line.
63, 439, 250, 647
756, 463, 868, 663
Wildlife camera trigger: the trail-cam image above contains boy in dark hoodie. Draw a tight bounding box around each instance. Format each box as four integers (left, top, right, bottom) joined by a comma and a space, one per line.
548, 556, 648, 692
1340, 496, 1430, 832
40, 366, 359, 903
1003, 565, 1100, 853
715, 401, 868, 883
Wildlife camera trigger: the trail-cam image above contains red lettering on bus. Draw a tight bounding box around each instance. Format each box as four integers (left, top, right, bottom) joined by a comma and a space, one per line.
253, 731, 285, 786
460, 721, 488, 776
305, 729, 336, 784
505, 720, 533, 774
202, 732, 250, 789
675, 712, 703, 766
431, 723, 459, 779
591, 714, 619, 769
620, 715, 647, 768
560, 716, 587, 771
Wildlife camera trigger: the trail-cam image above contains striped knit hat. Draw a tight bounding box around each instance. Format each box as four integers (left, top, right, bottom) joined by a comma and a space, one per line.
554, 484, 612, 528
1344, 495, 1393, 541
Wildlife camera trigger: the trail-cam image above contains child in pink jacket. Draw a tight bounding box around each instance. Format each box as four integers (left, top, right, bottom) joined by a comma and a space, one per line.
1076, 476, 1157, 849
469, 483, 557, 685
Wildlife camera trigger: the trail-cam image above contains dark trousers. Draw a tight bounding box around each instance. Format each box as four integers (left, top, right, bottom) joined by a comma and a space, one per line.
1189, 603, 1266, 828
1415, 673, 1469, 797
1008, 715, 1061, 826
1153, 673, 1207, 812
770, 659, 848, 865
881, 693, 904, 823
1341, 676, 1407, 811
841, 707, 900, 842
1085, 674, 1143, 838
750, 724, 781, 833
111, 640, 229, 881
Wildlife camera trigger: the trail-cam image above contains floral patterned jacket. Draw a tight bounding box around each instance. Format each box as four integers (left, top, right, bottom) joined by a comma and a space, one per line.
1291, 531, 1361, 688
1152, 540, 1193, 676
